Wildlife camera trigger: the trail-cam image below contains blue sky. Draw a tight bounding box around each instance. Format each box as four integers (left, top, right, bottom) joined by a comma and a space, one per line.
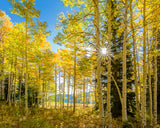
0, 0, 71, 52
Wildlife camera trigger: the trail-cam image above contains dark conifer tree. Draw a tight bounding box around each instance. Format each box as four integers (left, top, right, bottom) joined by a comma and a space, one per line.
101, 0, 135, 118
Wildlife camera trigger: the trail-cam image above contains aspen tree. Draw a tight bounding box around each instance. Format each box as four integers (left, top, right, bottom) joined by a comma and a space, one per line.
107, 0, 112, 127
63, 69, 66, 109
38, 65, 41, 108
153, 28, 157, 128
83, 77, 85, 108
8, 0, 40, 118
142, 0, 147, 126
130, 0, 140, 125
93, 0, 104, 127
67, 73, 70, 109
10, 52, 13, 104
19, 57, 24, 106
8, 73, 11, 107
55, 64, 57, 109
25, 2, 29, 117
147, 28, 152, 126
94, 69, 97, 106
42, 80, 45, 109
59, 68, 61, 108
73, 41, 76, 113
14, 56, 17, 104
0, 11, 12, 101
78, 52, 90, 108
122, 0, 128, 123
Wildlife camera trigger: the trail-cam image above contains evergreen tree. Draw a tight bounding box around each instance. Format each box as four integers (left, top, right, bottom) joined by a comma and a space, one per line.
101, 0, 135, 118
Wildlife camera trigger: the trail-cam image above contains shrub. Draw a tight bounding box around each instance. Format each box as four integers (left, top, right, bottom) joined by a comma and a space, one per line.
123, 121, 133, 128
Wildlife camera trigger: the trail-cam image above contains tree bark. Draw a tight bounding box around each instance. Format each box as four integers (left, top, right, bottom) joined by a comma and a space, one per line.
63, 69, 66, 109
38, 65, 41, 108
107, 0, 112, 127
147, 28, 153, 126
0, 36, 5, 100
67, 73, 70, 109
55, 64, 57, 109
19, 57, 24, 106
42, 80, 45, 109
122, 0, 128, 123
130, 1, 140, 126
142, 0, 146, 126
25, 12, 28, 119
94, 70, 97, 106
14, 56, 17, 104
73, 41, 76, 113
59, 69, 61, 108
83, 77, 85, 108
1, 52, 5, 100
2, 72, 4, 100
8, 73, 11, 107
94, 0, 104, 127
153, 31, 157, 128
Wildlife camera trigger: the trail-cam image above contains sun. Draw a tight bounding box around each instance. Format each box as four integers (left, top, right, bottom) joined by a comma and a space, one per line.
101, 48, 108, 55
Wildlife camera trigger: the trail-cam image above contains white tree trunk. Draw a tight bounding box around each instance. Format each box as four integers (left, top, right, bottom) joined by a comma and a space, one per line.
142, 0, 147, 126
107, 0, 112, 127
122, 0, 128, 123
153, 33, 157, 128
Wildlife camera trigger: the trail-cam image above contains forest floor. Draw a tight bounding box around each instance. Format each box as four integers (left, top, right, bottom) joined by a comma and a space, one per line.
0, 103, 160, 128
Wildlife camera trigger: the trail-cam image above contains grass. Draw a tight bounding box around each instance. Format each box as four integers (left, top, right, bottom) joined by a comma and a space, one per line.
0, 102, 159, 128
0, 103, 99, 128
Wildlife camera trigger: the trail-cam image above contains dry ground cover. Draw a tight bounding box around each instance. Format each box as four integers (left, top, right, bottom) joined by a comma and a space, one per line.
1, 102, 159, 128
